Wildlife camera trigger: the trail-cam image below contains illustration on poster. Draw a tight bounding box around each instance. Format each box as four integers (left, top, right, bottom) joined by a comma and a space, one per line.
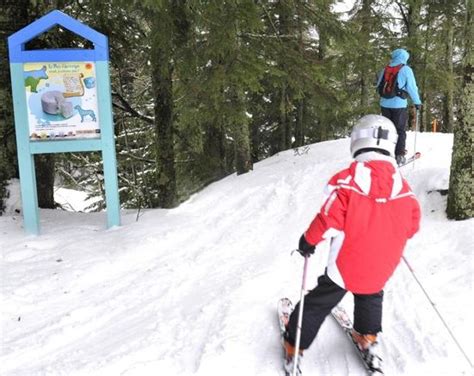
24, 61, 100, 141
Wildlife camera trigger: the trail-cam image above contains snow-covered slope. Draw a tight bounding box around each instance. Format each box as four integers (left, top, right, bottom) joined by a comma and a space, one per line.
1, 132, 472, 376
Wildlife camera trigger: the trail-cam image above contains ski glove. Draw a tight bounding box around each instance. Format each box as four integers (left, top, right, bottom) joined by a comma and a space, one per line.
298, 234, 315, 257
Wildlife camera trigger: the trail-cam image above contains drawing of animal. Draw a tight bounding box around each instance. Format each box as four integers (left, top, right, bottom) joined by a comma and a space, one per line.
24, 66, 48, 93
74, 105, 97, 122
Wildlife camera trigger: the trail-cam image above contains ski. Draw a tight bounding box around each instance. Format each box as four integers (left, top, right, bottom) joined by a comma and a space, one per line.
277, 298, 301, 376
278, 298, 292, 337
399, 151, 421, 167
331, 305, 384, 375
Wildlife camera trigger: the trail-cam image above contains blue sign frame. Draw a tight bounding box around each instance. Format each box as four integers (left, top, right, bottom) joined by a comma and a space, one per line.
8, 10, 120, 235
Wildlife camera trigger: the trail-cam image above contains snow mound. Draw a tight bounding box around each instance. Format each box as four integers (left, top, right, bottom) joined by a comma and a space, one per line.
1, 132, 472, 376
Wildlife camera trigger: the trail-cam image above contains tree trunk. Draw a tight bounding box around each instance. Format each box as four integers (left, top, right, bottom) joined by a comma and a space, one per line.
35, 155, 56, 208
278, 85, 291, 151
29, 1, 60, 209
446, 0, 473, 220
294, 98, 305, 147
293, 4, 305, 148
406, 0, 423, 68
419, 5, 433, 133
205, 121, 227, 180
234, 120, 252, 175
250, 110, 260, 163
316, 118, 328, 142
359, 0, 372, 108
150, 16, 178, 208
442, 6, 455, 133
230, 86, 252, 175
315, 9, 329, 143
405, 0, 423, 130
276, 0, 292, 152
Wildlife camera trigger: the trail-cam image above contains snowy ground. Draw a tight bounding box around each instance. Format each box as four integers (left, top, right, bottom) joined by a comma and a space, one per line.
1, 132, 472, 376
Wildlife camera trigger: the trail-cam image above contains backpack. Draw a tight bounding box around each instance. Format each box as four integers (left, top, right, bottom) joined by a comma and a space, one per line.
377, 64, 408, 99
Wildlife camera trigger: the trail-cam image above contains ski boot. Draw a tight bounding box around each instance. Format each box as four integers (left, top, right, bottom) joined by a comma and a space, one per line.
396, 154, 406, 166
351, 331, 383, 372
283, 340, 303, 376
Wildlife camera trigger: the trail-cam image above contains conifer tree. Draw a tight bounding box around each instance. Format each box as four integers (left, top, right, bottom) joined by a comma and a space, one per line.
0, 1, 29, 213
2, 0, 465, 213
447, 0, 473, 220
0, 0, 61, 211
149, 2, 185, 208
442, 1, 456, 133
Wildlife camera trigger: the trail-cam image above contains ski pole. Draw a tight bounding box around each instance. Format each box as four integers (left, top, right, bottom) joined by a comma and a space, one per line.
293, 255, 309, 376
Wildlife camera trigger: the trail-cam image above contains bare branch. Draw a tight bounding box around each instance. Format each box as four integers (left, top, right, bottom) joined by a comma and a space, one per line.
395, 1, 409, 28
118, 151, 155, 164
112, 91, 154, 124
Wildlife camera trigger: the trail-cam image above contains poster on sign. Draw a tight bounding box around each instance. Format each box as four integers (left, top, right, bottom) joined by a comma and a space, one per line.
24, 61, 100, 141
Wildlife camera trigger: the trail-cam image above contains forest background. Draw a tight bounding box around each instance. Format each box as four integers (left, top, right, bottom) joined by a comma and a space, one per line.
0, 0, 472, 219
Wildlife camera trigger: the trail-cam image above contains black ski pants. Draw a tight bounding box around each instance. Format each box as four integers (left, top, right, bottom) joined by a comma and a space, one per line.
286, 272, 383, 350
381, 106, 408, 157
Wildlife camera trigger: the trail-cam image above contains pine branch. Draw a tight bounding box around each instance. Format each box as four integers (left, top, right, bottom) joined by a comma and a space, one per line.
238, 32, 299, 40
57, 166, 80, 186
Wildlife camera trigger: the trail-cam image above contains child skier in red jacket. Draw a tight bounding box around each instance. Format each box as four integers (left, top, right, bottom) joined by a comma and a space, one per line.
283, 114, 421, 374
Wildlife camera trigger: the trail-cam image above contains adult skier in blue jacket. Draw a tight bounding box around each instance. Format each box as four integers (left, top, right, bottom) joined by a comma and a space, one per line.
377, 48, 422, 165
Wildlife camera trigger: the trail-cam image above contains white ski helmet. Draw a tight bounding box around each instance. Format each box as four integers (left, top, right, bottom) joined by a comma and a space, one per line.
350, 115, 398, 158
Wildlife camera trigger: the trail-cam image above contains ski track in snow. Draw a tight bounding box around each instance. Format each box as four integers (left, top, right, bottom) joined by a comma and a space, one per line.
1, 133, 473, 376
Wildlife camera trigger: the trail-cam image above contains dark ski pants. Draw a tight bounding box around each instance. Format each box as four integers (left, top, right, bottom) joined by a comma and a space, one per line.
381, 106, 408, 157
286, 272, 383, 350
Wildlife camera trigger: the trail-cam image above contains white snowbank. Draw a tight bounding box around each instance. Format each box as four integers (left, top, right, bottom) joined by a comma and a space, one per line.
1, 132, 472, 376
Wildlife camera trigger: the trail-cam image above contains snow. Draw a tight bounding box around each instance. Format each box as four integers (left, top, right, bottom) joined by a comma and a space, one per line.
1, 132, 473, 376
54, 187, 101, 212
3, 180, 21, 216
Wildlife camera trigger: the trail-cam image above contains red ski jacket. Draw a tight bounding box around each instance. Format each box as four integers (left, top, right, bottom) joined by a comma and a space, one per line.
304, 153, 421, 294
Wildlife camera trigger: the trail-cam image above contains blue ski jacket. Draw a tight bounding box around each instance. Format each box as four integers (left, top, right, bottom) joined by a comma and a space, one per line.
377, 49, 422, 109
